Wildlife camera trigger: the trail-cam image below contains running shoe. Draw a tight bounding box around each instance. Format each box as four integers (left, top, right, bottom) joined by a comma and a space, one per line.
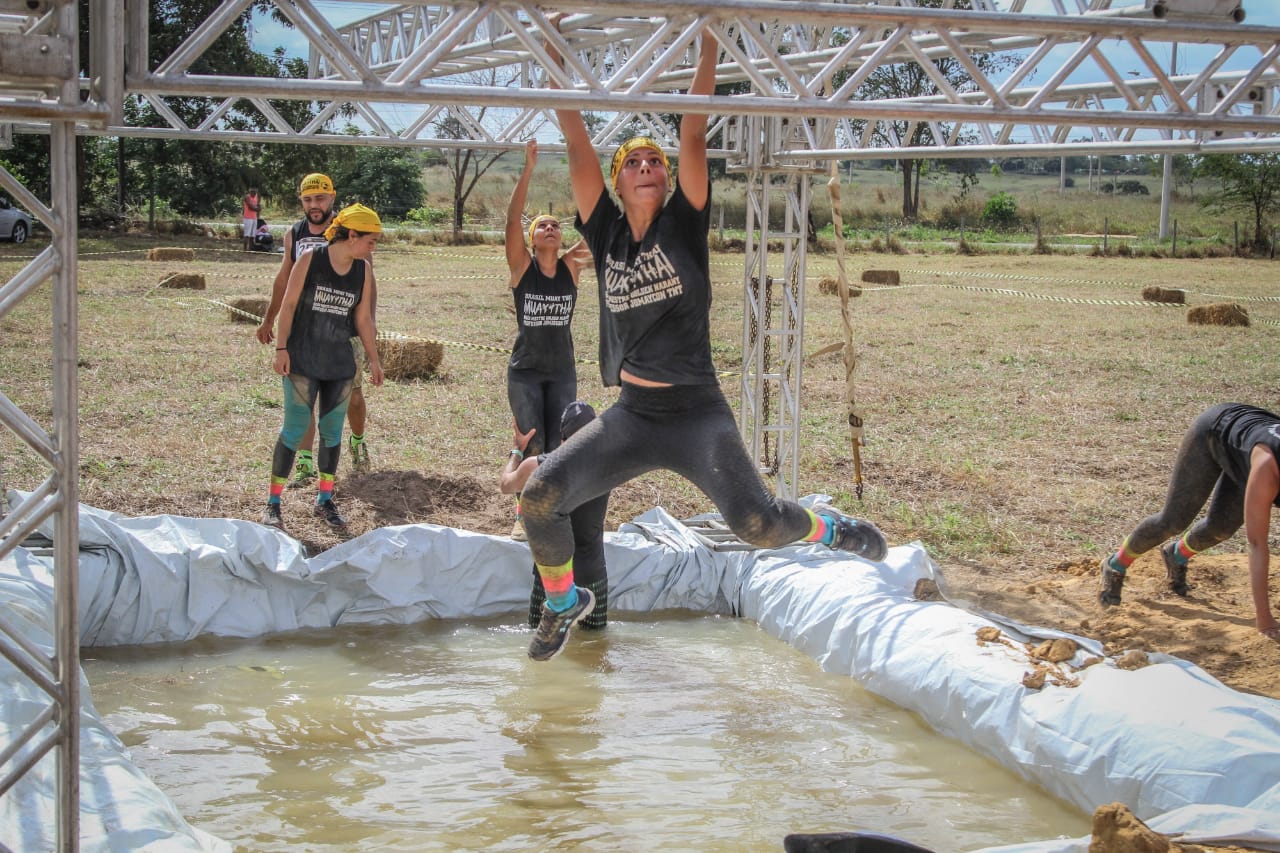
349, 437, 370, 473
1161, 541, 1189, 596
313, 499, 347, 529
815, 505, 888, 562
290, 459, 317, 489
1098, 559, 1125, 607
261, 503, 284, 531
528, 587, 596, 662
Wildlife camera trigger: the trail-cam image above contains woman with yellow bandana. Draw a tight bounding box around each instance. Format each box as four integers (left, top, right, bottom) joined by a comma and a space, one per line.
517, 23, 888, 662
503, 138, 592, 543
262, 203, 385, 532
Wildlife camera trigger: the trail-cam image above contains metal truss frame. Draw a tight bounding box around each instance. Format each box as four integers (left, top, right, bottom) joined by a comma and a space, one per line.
2, 2, 1280, 847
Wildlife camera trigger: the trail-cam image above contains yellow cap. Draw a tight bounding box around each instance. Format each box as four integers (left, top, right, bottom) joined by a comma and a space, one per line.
527, 214, 560, 247
609, 136, 671, 190
299, 173, 335, 195
324, 203, 382, 241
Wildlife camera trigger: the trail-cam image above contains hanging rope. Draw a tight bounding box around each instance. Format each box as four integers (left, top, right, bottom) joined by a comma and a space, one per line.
827, 163, 865, 499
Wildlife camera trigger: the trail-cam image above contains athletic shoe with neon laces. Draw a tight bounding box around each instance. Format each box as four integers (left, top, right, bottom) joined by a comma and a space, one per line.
349, 437, 370, 473
528, 586, 596, 662
261, 503, 284, 531
290, 459, 317, 489
312, 499, 347, 529
815, 505, 888, 562
1098, 559, 1125, 607
1161, 541, 1189, 596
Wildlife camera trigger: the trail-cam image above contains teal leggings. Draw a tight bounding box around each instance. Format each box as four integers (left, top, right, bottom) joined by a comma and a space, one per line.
271, 374, 353, 479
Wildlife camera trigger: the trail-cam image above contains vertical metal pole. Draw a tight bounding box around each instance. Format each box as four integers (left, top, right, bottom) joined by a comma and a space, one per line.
51, 119, 81, 853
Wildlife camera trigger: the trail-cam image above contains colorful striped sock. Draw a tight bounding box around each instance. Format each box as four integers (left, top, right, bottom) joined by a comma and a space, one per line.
538, 559, 577, 611
803, 510, 833, 545
1109, 537, 1140, 574
1174, 537, 1197, 562
317, 473, 335, 503
269, 477, 286, 504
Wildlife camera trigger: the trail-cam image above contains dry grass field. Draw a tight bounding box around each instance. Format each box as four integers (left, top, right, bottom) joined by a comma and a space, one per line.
1, 232, 1277, 697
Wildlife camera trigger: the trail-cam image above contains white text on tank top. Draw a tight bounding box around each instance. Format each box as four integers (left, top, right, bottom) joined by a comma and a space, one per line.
604, 244, 682, 313
521, 290, 573, 327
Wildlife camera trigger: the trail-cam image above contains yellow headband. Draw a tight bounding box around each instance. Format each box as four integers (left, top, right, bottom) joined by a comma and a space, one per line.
324, 203, 382, 241
527, 214, 560, 247
609, 136, 671, 190
299, 173, 335, 195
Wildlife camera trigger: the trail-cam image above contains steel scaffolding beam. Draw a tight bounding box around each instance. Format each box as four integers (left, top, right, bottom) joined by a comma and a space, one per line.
0, 0, 83, 848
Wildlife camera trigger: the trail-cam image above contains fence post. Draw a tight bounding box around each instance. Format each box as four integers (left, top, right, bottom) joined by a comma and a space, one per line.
884, 217, 891, 250
1103, 216, 1108, 252
1172, 220, 1178, 257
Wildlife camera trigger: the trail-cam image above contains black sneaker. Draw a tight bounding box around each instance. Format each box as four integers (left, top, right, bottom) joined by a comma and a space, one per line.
261, 503, 284, 531
313, 499, 347, 528
1161, 541, 1189, 596
528, 586, 596, 662
816, 505, 888, 562
1099, 559, 1125, 607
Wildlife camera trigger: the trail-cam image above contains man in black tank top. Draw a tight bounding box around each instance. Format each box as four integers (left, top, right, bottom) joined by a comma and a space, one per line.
255, 173, 378, 483
1099, 402, 1280, 642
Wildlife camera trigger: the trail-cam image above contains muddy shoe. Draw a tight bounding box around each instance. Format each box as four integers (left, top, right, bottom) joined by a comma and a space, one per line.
815, 505, 888, 562
261, 503, 284, 531
528, 586, 595, 661
312, 499, 348, 529
349, 436, 370, 473
1161, 541, 1189, 596
510, 516, 527, 542
1098, 559, 1125, 607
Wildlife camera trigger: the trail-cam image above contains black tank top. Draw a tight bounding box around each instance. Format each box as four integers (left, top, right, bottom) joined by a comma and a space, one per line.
1213, 404, 1280, 507
285, 247, 365, 381
289, 218, 329, 262
510, 257, 577, 372
577, 183, 716, 386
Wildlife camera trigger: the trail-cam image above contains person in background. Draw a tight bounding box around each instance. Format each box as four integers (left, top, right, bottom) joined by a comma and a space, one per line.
1099, 402, 1280, 642
241, 187, 261, 251
501, 401, 610, 631
262, 203, 384, 532
503, 138, 591, 541
518, 23, 888, 662
253, 218, 274, 252
256, 173, 377, 484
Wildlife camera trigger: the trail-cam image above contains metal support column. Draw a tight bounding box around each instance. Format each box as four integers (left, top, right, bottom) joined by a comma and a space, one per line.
736, 116, 814, 501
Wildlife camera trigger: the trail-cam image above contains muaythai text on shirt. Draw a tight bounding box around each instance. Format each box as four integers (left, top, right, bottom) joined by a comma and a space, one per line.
312, 284, 357, 317
603, 244, 683, 313
521, 292, 573, 327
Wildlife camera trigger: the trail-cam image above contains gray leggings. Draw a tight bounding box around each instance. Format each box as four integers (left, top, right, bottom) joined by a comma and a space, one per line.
1125, 403, 1245, 555
520, 382, 813, 568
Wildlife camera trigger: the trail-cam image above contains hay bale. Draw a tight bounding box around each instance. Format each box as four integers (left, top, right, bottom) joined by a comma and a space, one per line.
1141, 286, 1185, 304
377, 338, 444, 381
817, 276, 862, 297
159, 272, 205, 290
228, 297, 268, 323
861, 269, 900, 285
147, 247, 195, 261
1187, 302, 1249, 327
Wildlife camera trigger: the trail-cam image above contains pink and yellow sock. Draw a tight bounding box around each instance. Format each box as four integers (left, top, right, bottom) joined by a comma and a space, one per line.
269, 476, 286, 504
317, 473, 335, 503
803, 510, 832, 544
1174, 536, 1198, 562
537, 559, 577, 611
1109, 537, 1140, 573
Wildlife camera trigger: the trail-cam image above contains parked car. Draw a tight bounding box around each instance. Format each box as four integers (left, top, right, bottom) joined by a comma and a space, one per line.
0, 196, 33, 243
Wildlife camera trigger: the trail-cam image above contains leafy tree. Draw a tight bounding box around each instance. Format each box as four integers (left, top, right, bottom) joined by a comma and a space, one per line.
326, 146, 426, 219
1195, 153, 1280, 250
830, 0, 1015, 220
